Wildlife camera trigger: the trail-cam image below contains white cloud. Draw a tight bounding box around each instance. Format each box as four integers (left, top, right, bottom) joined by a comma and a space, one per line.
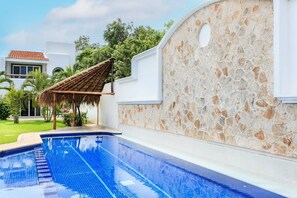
3, 0, 184, 51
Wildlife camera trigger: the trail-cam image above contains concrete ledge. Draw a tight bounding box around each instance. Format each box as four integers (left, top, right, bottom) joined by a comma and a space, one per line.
0, 124, 120, 154
119, 124, 297, 197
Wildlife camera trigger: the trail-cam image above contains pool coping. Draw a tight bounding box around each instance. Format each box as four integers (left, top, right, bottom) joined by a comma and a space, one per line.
0, 124, 121, 155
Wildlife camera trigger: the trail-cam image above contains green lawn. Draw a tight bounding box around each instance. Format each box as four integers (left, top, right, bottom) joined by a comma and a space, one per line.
0, 120, 66, 144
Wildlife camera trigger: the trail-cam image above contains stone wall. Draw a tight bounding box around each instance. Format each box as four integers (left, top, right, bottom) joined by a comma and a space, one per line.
119, 0, 297, 158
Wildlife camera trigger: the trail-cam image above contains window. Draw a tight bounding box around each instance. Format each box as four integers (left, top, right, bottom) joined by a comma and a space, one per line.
52, 67, 64, 74
198, 23, 211, 48
11, 65, 42, 78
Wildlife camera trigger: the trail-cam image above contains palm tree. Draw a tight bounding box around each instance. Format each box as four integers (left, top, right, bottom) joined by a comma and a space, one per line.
22, 69, 52, 121
51, 66, 77, 83
0, 71, 14, 91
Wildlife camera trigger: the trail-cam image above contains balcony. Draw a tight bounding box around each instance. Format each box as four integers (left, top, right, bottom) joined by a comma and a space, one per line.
5, 74, 32, 79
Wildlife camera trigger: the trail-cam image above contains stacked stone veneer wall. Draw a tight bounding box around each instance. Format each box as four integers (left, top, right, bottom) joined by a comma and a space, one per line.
119, 0, 297, 158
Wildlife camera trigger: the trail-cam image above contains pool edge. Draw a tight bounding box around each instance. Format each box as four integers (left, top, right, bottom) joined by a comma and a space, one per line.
0, 125, 121, 155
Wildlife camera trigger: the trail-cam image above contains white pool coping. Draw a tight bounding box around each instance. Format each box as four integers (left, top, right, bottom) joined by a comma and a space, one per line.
0, 124, 121, 153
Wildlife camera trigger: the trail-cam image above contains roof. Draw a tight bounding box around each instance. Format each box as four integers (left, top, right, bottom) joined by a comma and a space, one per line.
39, 58, 114, 106
7, 50, 49, 61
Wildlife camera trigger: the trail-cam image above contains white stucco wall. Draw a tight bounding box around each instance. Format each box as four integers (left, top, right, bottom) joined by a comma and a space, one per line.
99, 83, 118, 129
45, 41, 76, 74
274, 0, 297, 103
0, 57, 4, 71
117, 47, 161, 104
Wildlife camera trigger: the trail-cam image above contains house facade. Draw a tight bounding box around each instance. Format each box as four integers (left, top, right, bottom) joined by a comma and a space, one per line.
0, 41, 75, 117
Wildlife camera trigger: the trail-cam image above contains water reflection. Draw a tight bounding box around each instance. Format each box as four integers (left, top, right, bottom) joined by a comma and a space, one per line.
0, 151, 42, 197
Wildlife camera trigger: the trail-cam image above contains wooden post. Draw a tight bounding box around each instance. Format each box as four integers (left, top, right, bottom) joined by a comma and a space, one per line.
53, 93, 56, 130
96, 102, 99, 126
111, 59, 114, 94
72, 94, 75, 127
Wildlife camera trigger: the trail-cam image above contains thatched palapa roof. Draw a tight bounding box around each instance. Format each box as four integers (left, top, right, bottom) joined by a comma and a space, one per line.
39, 58, 114, 106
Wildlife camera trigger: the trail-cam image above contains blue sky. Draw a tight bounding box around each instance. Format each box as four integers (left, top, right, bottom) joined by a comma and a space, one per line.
0, 0, 200, 56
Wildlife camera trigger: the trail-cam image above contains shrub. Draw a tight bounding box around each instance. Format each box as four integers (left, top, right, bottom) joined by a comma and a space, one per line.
0, 99, 10, 120
62, 113, 72, 126
62, 112, 87, 127
76, 112, 87, 126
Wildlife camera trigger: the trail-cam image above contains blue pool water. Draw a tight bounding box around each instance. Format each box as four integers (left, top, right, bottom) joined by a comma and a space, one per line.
0, 134, 284, 197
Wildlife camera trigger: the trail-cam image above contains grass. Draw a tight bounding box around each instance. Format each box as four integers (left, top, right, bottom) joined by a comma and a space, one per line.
0, 120, 66, 144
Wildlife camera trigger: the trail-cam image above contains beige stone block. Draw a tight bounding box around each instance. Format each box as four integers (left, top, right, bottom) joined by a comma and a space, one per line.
272, 124, 285, 136
256, 99, 268, 107
263, 106, 274, 119
254, 130, 265, 140
274, 144, 287, 155
194, 119, 201, 128
212, 95, 220, 104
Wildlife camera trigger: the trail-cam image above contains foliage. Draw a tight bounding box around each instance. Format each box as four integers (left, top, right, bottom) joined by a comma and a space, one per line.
62, 112, 87, 127
51, 66, 77, 83
74, 35, 99, 51
74, 45, 113, 71
74, 19, 173, 80
103, 18, 132, 49
62, 113, 72, 126
164, 20, 175, 31
0, 98, 10, 120
0, 120, 66, 144
4, 86, 24, 124
0, 71, 14, 91
112, 26, 165, 78
42, 106, 52, 122
22, 69, 52, 107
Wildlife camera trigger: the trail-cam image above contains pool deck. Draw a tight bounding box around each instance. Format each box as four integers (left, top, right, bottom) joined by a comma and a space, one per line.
0, 124, 121, 153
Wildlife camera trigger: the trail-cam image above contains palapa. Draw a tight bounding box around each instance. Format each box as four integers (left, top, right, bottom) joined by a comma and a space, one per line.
39, 58, 115, 129
39, 58, 114, 106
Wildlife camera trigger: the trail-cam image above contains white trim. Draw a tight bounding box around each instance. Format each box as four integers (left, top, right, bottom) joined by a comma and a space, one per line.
117, 100, 162, 105
5, 58, 49, 64
273, 0, 281, 97
157, 0, 219, 50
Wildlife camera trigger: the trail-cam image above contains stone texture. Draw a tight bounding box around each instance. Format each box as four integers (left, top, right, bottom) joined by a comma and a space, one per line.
255, 131, 265, 140
119, 0, 297, 158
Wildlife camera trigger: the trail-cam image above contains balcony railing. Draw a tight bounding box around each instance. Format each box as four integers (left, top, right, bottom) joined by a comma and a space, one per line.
5, 74, 32, 79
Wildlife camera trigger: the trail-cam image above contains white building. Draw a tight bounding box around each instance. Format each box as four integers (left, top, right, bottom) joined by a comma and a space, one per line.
0, 41, 75, 117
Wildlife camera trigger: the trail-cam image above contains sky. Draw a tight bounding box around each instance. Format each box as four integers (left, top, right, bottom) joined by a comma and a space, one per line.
0, 0, 201, 56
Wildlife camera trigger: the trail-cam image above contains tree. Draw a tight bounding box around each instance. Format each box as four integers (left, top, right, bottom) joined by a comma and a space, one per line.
74, 19, 172, 79
5, 86, 24, 123
103, 18, 132, 48
164, 20, 174, 31
74, 35, 99, 52
0, 71, 14, 91
22, 69, 52, 122
0, 98, 10, 120
112, 26, 164, 79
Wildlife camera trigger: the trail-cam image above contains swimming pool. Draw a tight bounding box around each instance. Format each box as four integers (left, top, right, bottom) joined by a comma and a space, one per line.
0, 134, 284, 197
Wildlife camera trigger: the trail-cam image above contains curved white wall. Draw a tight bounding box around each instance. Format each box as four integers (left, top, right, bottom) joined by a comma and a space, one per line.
117, 47, 161, 104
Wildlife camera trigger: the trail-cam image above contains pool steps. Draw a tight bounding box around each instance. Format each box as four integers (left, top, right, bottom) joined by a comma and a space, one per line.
34, 147, 58, 198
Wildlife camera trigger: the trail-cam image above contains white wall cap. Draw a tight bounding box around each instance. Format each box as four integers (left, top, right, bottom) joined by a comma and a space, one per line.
5, 58, 49, 64
157, 0, 219, 50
